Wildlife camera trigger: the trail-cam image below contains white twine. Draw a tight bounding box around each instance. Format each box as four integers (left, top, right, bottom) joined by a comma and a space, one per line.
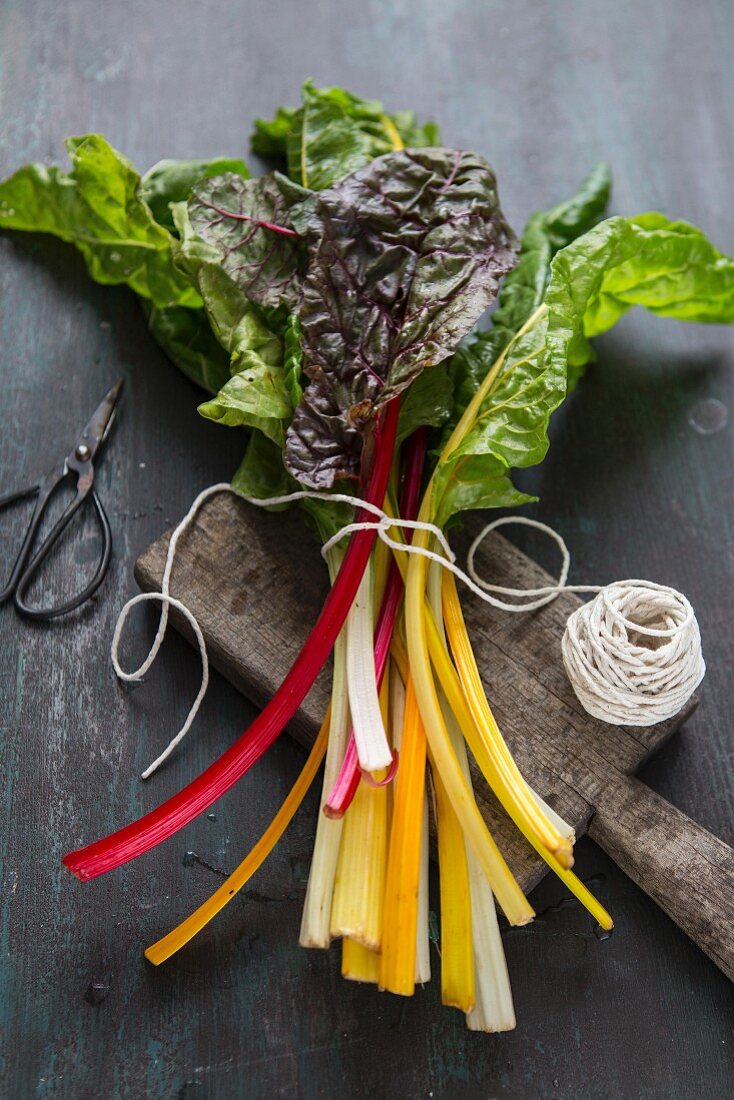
112, 488, 705, 778
111, 483, 229, 778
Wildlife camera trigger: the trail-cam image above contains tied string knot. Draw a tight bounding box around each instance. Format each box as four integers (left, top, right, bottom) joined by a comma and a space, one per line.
112, 489, 705, 779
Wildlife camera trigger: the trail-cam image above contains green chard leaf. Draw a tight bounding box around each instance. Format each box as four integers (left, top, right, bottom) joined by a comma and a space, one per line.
285, 148, 518, 487
186, 259, 284, 369
169, 198, 293, 442
283, 313, 304, 408
231, 430, 293, 504
433, 211, 734, 526
144, 302, 232, 395
252, 79, 439, 190
0, 135, 197, 308
251, 107, 299, 159
198, 355, 293, 444
448, 162, 612, 425
397, 364, 453, 444
172, 200, 283, 362
141, 157, 250, 231
186, 171, 307, 310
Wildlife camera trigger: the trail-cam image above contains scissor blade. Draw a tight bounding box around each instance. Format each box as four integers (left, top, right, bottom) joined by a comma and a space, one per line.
72, 378, 125, 463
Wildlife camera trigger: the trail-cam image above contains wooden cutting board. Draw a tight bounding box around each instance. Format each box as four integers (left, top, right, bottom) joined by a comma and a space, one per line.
135, 492, 734, 981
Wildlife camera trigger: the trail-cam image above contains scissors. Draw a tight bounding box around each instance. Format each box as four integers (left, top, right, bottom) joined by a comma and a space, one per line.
0, 378, 124, 621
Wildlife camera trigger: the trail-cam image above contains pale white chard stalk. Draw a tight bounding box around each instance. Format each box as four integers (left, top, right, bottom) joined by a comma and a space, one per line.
415, 788, 431, 985
346, 559, 393, 772
464, 844, 516, 1033
299, 547, 351, 948
331, 632, 390, 948
530, 788, 575, 843
443, 695, 515, 1032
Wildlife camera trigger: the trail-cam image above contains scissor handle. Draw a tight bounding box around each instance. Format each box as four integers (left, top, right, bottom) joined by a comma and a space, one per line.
0, 483, 45, 605
13, 488, 113, 621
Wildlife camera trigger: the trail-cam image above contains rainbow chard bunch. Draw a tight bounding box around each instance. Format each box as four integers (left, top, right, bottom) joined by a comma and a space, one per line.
3, 81, 734, 1031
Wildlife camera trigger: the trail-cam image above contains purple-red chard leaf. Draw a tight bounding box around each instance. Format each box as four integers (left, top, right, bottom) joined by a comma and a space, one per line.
187, 172, 307, 311
284, 148, 518, 488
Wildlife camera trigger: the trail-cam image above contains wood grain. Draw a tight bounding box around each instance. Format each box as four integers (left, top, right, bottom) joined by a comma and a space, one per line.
588, 775, 734, 980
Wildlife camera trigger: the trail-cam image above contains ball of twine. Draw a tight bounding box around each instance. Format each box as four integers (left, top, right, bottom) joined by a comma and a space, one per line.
561, 580, 706, 726
466, 519, 705, 726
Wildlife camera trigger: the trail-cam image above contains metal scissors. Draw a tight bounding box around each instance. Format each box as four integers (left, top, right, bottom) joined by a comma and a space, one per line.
0, 378, 124, 620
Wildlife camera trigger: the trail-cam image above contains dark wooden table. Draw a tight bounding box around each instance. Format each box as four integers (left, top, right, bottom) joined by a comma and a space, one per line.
1, 1, 732, 1096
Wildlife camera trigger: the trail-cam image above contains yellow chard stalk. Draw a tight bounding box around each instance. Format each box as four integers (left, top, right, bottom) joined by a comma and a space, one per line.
379, 675, 427, 995
431, 766, 476, 1011
404, 523, 533, 926
342, 938, 381, 984
145, 709, 330, 965
330, 759, 389, 949
427, 561, 514, 1028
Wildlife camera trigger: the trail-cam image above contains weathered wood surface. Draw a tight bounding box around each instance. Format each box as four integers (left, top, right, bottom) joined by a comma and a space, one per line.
2, 1, 733, 1097
588, 773, 734, 980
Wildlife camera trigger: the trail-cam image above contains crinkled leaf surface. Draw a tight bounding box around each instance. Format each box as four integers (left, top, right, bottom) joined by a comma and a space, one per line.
433, 211, 734, 526
251, 106, 299, 160
397, 364, 453, 444
141, 157, 250, 231
198, 354, 293, 444
284, 147, 518, 487
170, 200, 291, 442
252, 79, 439, 189
187, 172, 306, 312
282, 314, 304, 409
145, 303, 232, 395
447, 162, 612, 428
191, 262, 283, 371
173, 199, 281, 346
0, 135, 197, 308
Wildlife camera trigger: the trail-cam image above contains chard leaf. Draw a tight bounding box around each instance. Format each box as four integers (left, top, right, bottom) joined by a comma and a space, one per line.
232, 431, 293, 504
231, 422, 354, 543
433, 212, 734, 526
170, 200, 293, 447
145, 302, 232, 394
251, 107, 299, 159
198, 353, 292, 443
141, 157, 250, 231
0, 135, 197, 308
171, 202, 283, 370
448, 162, 612, 425
397, 364, 453, 444
170, 199, 223, 279
252, 80, 439, 189
285, 148, 518, 487
187, 172, 306, 310
283, 313, 304, 408
205, 270, 283, 373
